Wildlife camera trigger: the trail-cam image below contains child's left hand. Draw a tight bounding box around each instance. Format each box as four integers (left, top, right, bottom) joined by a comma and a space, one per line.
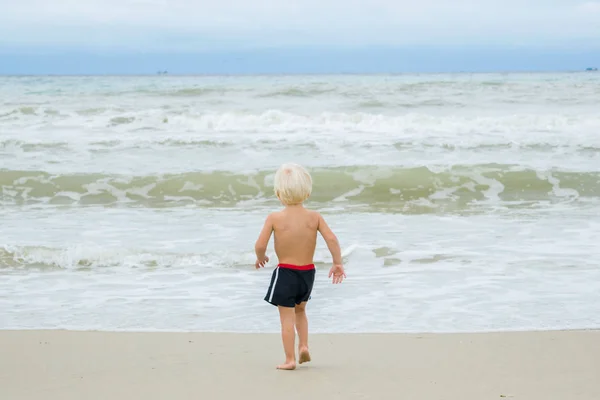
255, 256, 269, 269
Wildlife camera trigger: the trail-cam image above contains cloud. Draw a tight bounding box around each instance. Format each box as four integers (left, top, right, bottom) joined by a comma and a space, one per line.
0, 0, 599, 51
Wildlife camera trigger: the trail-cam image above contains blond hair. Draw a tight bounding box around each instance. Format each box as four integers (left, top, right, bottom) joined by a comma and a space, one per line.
273, 163, 312, 205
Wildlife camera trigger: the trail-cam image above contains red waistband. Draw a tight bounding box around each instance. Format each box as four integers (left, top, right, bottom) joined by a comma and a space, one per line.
278, 263, 315, 271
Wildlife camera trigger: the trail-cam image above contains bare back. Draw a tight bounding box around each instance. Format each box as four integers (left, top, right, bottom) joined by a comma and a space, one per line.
271, 206, 319, 266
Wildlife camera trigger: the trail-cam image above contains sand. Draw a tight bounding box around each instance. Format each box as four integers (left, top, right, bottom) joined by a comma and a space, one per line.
1, 330, 598, 400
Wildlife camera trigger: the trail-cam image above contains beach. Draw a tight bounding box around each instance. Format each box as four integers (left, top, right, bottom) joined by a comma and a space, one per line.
1, 329, 599, 400
2, 73, 600, 398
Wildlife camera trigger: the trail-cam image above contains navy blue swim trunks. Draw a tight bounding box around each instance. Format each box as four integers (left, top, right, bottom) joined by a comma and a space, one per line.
264, 264, 316, 308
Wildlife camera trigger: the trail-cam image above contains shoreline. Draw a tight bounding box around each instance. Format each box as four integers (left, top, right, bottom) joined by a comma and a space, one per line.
1, 326, 599, 334
2, 329, 599, 400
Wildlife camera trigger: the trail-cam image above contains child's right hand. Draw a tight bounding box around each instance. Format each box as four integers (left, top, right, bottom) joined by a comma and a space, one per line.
328, 264, 346, 284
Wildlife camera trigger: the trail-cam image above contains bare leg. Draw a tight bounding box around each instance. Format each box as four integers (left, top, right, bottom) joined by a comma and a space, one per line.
277, 306, 296, 370
295, 302, 311, 364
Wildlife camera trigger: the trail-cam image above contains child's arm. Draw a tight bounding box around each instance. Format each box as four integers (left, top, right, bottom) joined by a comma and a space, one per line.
254, 213, 273, 268
317, 213, 346, 283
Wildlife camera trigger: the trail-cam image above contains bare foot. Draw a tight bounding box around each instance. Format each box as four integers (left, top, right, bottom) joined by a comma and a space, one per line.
276, 361, 296, 370
298, 347, 311, 364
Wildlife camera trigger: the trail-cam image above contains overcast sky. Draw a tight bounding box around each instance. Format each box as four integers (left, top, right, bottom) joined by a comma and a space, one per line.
1, 0, 599, 73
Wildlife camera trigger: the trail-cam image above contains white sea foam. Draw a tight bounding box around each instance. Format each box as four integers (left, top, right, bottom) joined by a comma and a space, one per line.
2, 108, 600, 174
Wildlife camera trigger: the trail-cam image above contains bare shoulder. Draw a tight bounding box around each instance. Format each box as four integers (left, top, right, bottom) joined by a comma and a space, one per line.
305, 209, 322, 227
306, 209, 321, 219
310, 210, 333, 231
267, 210, 283, 222
267, 210, 286, 229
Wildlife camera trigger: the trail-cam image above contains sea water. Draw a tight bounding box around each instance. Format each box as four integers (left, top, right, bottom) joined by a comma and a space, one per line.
1, 73, 600, 333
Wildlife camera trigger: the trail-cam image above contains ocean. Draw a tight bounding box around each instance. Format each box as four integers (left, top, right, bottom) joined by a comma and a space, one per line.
1, 73, 600, 333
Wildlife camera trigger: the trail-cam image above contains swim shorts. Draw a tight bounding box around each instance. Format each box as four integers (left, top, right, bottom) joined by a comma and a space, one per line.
264, 264, 316, 308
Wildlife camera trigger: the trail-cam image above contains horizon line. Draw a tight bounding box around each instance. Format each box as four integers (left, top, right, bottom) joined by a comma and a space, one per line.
1, 69, 596, 77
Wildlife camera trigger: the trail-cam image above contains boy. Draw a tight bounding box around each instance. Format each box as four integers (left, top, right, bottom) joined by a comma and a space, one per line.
254, 163, 346, 370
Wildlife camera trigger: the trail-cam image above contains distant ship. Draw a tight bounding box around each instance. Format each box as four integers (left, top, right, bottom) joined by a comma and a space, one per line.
586, 67, 598, 71
157, 70, 168, 75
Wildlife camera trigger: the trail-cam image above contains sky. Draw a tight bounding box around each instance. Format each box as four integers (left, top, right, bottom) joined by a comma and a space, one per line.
1, 0, 599, 74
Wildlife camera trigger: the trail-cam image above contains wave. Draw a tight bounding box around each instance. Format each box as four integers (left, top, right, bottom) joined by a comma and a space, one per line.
34, 79, 600, 98
0, 244, 239, 270
1, 165, 597, 209
258, 87, 337, 98
0, 244, 353, 270
3, 109, 600, 140
101, 87, 233, 97
5, 136, 599, 154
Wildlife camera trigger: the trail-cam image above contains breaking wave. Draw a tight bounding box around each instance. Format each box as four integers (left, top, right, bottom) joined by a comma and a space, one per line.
2, 165, 597, 209
2, 107, 600, 141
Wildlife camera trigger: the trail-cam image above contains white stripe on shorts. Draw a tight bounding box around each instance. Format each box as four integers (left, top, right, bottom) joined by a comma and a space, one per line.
268, 267, 280, 303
